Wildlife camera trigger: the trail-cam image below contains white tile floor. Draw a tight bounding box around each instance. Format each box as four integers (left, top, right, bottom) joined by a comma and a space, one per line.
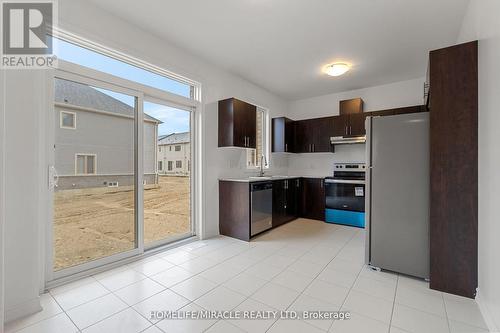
5, 219, 489, 333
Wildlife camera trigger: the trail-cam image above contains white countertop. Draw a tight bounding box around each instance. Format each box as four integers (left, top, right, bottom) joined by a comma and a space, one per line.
219, 175, 327, 182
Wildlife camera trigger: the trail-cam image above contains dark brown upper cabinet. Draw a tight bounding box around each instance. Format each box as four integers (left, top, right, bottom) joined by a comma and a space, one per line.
332, 113, 367, 137
272, 117, 295, 153
293, 117, 334, 153
340, 98, 364, 115
218, 98, 256, 148
370, 105, 426, 117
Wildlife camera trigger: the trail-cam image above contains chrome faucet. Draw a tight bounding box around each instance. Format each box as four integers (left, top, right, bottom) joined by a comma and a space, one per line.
259, 155, 267, 177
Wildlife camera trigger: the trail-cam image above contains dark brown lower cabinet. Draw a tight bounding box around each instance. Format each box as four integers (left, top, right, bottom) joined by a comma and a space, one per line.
300, 178, 325, 221
272, 179, 287, 227
219, 181, 251, 241
273, 178, 300, 228
429, 41, 478, 298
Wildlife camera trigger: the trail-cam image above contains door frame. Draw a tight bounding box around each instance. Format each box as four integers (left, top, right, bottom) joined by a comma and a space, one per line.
45, 60, 201, 285
47, 65, 144, 282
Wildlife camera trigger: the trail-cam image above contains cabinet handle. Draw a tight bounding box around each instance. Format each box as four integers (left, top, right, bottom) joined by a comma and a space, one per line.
349, 126, 352, 135
245, 136, 248, 147
312, 143, 315, 152
296, 179, 300, 187
285, 143, 288, 152
320, 180, 323, 188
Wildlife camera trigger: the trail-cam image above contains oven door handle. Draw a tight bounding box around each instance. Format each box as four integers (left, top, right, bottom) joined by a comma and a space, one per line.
324, 179, 365, 185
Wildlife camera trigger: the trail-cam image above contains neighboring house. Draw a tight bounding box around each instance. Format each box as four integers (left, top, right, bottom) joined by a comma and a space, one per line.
54, 78, 161, 190
157, 132, 190, 176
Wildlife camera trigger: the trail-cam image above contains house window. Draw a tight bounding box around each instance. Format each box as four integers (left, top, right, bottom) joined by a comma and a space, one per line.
76, 154, 96, 175
167, 161, 173, 171
158, 161, 163, 171
159, 146, 162, 152
175, 145, 181, 151
169, 146, 172, 151
176, 160, 182, 168
60, 111, 76, 129
247, 107, 269, 168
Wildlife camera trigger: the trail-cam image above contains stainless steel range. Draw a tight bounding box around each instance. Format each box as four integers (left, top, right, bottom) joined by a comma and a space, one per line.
324, 163, 366, 228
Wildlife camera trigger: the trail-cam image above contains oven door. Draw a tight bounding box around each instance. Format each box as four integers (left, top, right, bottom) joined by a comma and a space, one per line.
325, 180, 365, 212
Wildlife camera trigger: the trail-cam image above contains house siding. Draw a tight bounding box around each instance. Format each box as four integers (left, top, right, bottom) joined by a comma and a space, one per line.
158, 142, 190, 176
55, 106, 158, 190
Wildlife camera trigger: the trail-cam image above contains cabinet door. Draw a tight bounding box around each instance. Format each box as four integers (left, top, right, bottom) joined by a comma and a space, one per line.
284, 118, 295, 152
348, 113, 366, 136
313, 117, 334, 152
294, 120, 311, 153
272, 180, 287, 227
232, 99, 248, 147
301, 178, 325, 221
219, 98, 256, 148
332, 115, 349, 137
272, 117, 295, 153
286, 179, 300, 220
244, 102, 257, 149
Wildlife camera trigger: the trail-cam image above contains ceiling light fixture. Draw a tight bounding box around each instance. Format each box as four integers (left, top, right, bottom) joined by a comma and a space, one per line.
325, 63, 350, 77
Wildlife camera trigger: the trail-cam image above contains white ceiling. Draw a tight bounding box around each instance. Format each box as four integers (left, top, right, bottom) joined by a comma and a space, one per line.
87, 0, 470, 100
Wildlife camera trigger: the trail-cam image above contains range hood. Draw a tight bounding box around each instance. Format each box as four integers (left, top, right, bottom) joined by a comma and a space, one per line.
330, 135, 366, 145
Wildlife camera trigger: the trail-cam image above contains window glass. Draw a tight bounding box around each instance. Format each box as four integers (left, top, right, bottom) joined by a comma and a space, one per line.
247, 108, 268, 168
61, 112, 75, 128
76, 155, 85, 174
53, 37, 193, 99
86, 155, 95, 174
176, 160, 182, 168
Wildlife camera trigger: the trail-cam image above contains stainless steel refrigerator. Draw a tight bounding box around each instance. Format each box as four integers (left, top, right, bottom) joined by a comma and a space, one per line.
365, 112, 430, 279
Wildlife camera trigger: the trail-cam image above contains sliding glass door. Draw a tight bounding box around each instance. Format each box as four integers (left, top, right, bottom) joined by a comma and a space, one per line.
143, 100, 193, 248
51, 74, 142, 275
47, 59, 197, 283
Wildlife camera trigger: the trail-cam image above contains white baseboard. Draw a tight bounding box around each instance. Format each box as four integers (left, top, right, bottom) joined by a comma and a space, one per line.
4, 297, 41, 324
476, 289, 499, 333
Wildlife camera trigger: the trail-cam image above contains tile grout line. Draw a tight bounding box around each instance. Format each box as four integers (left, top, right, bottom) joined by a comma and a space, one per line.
197, 224, 351, 332
387, 273, 400, 333
264, 227, 361, 333
326, 229, 367, 332
42, 239, 237, 332
442, 293, 453, 333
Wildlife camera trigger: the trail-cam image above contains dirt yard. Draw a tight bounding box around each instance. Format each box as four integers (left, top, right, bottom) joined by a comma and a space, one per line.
53, 176, 190, 271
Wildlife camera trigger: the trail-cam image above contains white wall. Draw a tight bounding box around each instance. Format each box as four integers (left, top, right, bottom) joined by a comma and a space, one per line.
3, 70, 45, 322
286, 78, 425, 176
457, 0, 500, 330
56, 0, 290, 239
3, 0, 289, 320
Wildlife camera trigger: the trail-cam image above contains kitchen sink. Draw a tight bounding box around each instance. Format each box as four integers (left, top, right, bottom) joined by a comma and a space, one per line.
248, 176, 272, 180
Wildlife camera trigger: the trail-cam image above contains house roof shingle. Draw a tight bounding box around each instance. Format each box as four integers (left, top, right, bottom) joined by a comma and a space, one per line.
55, 78, 161, 123
158, 132, 190, 145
